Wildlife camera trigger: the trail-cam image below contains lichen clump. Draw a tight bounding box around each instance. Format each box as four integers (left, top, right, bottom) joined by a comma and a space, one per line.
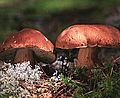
0, 61, 63, 97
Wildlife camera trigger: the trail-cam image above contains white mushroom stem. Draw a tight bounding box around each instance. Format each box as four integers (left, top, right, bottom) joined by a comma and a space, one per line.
77, 47, 99, 68
14, 48, 35, 65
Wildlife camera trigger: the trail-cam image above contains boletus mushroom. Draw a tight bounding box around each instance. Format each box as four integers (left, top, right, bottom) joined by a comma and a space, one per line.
0, 28, 56, 65
56, 25, 120, 68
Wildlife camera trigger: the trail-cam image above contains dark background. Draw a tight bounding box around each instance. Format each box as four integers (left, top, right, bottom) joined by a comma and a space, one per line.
0, 0, 120, 45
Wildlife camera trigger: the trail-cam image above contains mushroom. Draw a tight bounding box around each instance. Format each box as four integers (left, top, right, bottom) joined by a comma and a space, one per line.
55, 25, 120, 68
0, 28, 56, 65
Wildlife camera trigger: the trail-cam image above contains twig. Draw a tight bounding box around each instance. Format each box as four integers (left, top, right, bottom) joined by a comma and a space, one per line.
113, 56, 120, 63
84, 90, 93, 95
20, 82, 49, 89
94, 88, 104, 98
19, 82, 33, 96
53, 87, 67, 98
101, 68, 107, 79
110, 56, 120, 77
110, 65, 114, 78
54, 83, 65, 93
37, 63, 49, 78
62, 87, 75, 96
74, 80, 88, 86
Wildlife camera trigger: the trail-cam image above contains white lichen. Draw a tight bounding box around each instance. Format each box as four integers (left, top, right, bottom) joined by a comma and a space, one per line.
0, 60, 64, 97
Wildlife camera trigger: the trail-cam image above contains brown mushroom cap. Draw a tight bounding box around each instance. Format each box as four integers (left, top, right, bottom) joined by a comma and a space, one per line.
56, 25, 120, 49
0, 28, 54, 52
0, 28, 55, 63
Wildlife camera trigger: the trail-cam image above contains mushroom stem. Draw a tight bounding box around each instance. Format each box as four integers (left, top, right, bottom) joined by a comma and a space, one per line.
77, 47, 99, 68
14, 48, 35, 65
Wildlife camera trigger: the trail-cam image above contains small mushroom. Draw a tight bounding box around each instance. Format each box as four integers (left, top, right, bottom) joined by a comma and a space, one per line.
56, 25, 120, 68
0, 28, 56, 65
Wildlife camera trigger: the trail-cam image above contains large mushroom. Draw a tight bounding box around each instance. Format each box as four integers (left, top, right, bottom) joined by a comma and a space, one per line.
56, 25, 120, 68
0, 28, 56, 65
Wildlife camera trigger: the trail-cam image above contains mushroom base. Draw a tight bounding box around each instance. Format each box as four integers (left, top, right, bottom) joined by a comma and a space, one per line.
0, 48, 16, 63
77, 47, 99, 68
32, 47, 56, 64
14, 48, 35, 65
0, 47, 56, 65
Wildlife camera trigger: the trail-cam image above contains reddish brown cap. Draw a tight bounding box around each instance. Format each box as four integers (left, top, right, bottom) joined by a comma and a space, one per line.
56, 25, 120, 49
0, 28, 54, 52
0, 28, 55, 63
